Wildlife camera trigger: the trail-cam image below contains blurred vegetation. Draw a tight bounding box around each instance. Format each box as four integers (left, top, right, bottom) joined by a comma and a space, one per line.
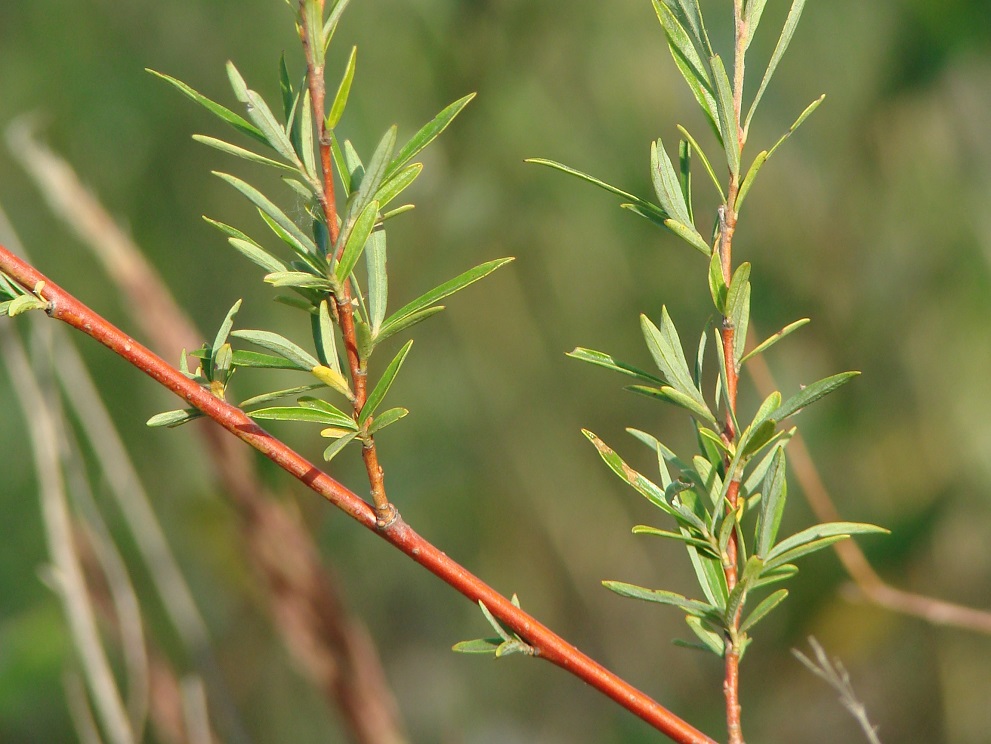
2, 1, 991, 742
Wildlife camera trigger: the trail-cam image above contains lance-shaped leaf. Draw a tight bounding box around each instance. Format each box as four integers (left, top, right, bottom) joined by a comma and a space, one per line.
367, 407, 409, 435
225, 62, 300, 166
582, 430, 678, 519
731, 280, 751, 368
677, 125, 725, 201
755, 448, 787, 557
386, 93, 476, 178
301, 0, 325, 67
359, 340, 413, 426
239, 383, 326, 409
708, 249, 728, 313
710, 54, 740, 178
743, 0, 769, 50
213, 172, 317, 257
192, 135, 298, 171
664, 218, 712, 256
651, 138, 695, 230
231, 329, 320, 370
678, 139, 693, 222
652, 0, 718, 135
774, 371, 859, 421
767, 522, 888, 562
684, 540, 729, 609
641, 308, 708, 413
627, 384, 716, 426
147, 409, 204, 428
725, 555, 765, 625
376, 258, 513, 342
248, 405, 357, 429
767, 95, 824, 160
340, 128, 394, 244
374, 163, 421, 211
366, 229, 388, 336
232, 350, 306, 370
322, 0, 351, 52
212, 300, 242, 364
632, 525, 718, 556
744, 0, 808, 136
205, 218, 290, 274
567, 347, 663, 385
740, 318, 810, 365
327, 46, 357, 130
334, 199, 379, 283
264, 271, 334, 291
323, 431, 358, 462
682, 615, 725, 656
602, 582, 720, 621
525, 159, 666, 220
147, 69, 267, 146
739, 588, 788, 634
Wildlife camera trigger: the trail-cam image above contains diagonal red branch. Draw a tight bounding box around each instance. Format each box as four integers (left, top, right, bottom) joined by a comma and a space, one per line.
0, 244, 716, 744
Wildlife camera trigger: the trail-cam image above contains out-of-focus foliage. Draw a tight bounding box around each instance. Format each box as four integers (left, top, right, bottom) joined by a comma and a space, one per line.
1, 1, 991, 742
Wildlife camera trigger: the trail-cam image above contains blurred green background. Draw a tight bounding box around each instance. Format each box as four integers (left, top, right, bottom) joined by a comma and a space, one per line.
2, 1, 991, 742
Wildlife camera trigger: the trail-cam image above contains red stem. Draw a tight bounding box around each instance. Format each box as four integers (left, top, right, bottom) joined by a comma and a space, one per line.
0, 244, 716, 744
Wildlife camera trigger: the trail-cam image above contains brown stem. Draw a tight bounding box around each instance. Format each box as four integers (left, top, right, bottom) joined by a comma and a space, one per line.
0, 245, 716, 744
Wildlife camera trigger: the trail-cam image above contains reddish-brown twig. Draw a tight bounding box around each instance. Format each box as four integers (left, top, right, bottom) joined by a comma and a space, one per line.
0, 244, 716, 743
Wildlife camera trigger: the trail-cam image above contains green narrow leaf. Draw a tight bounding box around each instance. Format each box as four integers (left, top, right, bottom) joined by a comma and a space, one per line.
386, 93, 476, 178
326, 46, 357, 129
212, 300, 242, 363
566, 348, 664, 385
213, 172, 317, 257
640, 308, 707, 411
524, 159, 665, 218
774, 371, 860, 421
249, 405, 357, 429
708, 249, 728, 313
743, 0, 769, 50
374, 163, 422, 209
710, 54, 740, 178
739, 588, 788, 634
323, 431, 358, 462
632, 525, 718, 555
298, 88, 318, 182
744, 0, 808, 136
264, 271, 334, 290
602, 582, 718, 620
225, 62, 300, 165
756, 449, 787, 557
767, 95, 825, 159
278, 53, 295, 121
147, 409, 204, 428
147, 69, 267, 146
302, 0, 325, 68
652, 0, 718, 135
725, 262, 751, 322
231, 350, 307, 370
676, 125, 726, 201
192, 135, 297, 171
627, 385, 717, 426
334, 199, 379, 283
651, 138, 694, 229
735, 150, 768, 213
451, 638, 503, 655
731, 281, 751, 368
322, 0, 351, 52
686, 539, 729, 609
367, 407, 409, 434
231, 329, 320, 370
684, 615, 725, 656
377, 258, 513, 341
366, 229, 388, 336
359, 339, 413, 426
678, 139, 693, 223
740, 318, 810, 365
343, 128, 395, 235
315, 299, 343, 375
767, 522, 889, 563
582, 430, 678, 518
664, 218, 712, 256
238, 383, 326, 409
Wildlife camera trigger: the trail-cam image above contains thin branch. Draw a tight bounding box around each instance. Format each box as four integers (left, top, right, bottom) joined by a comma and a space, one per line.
745, 332, 991, 635
0, 244, 716, 744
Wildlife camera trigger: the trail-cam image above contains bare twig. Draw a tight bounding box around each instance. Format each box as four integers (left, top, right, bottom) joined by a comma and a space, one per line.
0, 244, 717, 744
792, 637, 882, 744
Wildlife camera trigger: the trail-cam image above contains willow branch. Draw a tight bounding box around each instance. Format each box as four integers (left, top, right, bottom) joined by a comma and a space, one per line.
0, 244, 715, 744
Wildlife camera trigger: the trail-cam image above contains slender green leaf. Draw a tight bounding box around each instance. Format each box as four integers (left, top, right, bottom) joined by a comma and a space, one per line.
213, 172, 317, 257
632, 525, 717, 555
335, 199, 378, 283
708, 248, 727, 313
664, 218, 712, 256
366, 229, 388, 336
314, 300, 342, 374
566, 348, 663, 385
736, 150, 767, 213
627, 385, 716, 426
301, 0, 325, 67
231, 350, 305, 369
743, 0, 769, 50
226, 237, 289, 274
387, 93, 476, 178
739, 588, 787, 634
582, 430, 678, 518
686, 538, 729, 609
774, 371, 860, 421
231, 329, 320, 370
652, 0, 718, 134
525, 159, 665, 218
640, 308, 707, 410
377, 258, 513, 341
147, 69, 267, 146
359, 339, 413, 425
225, 62, 300, 165
603, 582, 718, 620
373, 307, 444, 345
678, 139, 693, 223
367, 407, 409, 434
731, 280, 751, 367
375, 163, 422, 209
710, 54, 740, 177
684, 615, 724, 656
451, 638, 503, 655
326, 46, 357, 129
651, 138, 694, 229
264, 271, 334, 290
767, 95, 825, 159
249, 405, 357, 429
322, 0, 351, 52
323, 431, 358, 462
212, 300, 242, 364
756, 449, 787, 557
238, 383, 326, 408
726, 262, 751, 321
192, 135, 297, 171
725, 556, 765, 624
147, 409, 204, 428
278, 53, 294, 121
768, 522, 888, 563
740, 318, 810, 365
744, 0, 808, 136
677, 125, 726, 201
